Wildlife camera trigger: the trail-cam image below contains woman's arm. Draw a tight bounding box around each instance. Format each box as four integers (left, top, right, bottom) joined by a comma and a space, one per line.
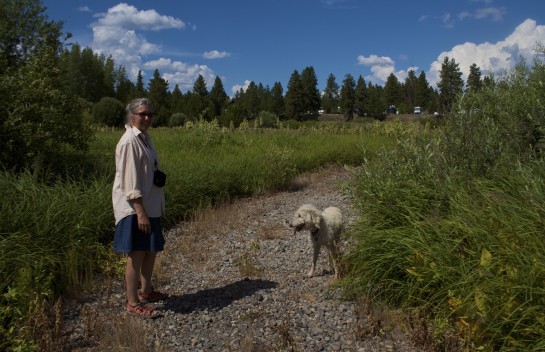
130, 197, 151, 235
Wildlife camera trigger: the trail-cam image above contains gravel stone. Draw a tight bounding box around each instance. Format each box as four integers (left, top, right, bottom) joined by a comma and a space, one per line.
61, 165, 420, 351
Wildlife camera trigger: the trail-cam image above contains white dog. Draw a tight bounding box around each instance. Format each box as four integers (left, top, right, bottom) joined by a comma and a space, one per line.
290, 204, 343, 278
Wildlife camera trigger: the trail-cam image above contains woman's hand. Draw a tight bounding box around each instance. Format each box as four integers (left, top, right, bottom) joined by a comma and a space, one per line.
130, 198, 152, 235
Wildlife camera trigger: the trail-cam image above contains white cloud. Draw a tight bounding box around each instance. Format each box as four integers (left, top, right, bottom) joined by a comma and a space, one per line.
88, 3, 221, 92
459, 7, 506, 22
231, 80, 252, 95
426, 19, 545, 86
93, 3, 185, 31
143, 58, 216, 92
78, 6, 91, 12
356, 55, 396, 82
356, 19, 545, 88
203, 50, 231, 59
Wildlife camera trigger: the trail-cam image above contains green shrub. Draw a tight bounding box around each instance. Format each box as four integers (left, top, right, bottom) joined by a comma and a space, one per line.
168, 112, 187, 127
92, 97, 125, 127
257, 111, 279, 128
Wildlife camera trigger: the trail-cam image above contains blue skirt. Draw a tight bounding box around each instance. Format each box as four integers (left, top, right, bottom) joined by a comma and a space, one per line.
113, 214, 165, 253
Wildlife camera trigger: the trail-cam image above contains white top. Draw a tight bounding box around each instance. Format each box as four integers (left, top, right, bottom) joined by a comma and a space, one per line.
112, 126, 165, 224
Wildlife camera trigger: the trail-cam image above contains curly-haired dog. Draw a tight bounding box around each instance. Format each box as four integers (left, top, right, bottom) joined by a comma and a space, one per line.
290, 204, 343, 278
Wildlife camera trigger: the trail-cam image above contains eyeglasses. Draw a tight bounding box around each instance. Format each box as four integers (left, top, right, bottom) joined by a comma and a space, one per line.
135, 111, 154, 118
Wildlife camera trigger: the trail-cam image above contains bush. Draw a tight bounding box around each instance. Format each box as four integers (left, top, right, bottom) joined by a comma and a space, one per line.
168, 112, 187, 127
92, 97, 125, 127
257, 111, 279, 128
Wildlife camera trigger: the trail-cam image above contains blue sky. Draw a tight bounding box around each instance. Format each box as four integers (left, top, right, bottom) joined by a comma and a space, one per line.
43, 0, 545, 96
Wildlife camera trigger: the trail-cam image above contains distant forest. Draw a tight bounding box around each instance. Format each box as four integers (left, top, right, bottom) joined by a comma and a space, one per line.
0, 0, 489, 170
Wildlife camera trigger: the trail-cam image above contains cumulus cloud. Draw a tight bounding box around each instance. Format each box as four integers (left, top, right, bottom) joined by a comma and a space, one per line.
232, 80, 252, 95
88, 3, 221, 92
426, 18, 545, 86
93, 3, 185, 31
357, 19, 545, 88
91, 3, 185, 75
143, 58, 216, 92
203, 50, 231, 59
356, 55, 396, 82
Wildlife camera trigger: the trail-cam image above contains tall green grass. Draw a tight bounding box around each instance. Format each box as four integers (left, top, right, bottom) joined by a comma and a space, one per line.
342, 59, 545, 350
1, 121, 391, 350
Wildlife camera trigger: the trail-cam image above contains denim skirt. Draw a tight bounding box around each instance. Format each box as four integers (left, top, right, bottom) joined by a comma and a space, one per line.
113, 214, 165, 253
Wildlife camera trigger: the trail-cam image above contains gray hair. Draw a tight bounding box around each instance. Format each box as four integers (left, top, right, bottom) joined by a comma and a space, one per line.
125, 98, 153, 127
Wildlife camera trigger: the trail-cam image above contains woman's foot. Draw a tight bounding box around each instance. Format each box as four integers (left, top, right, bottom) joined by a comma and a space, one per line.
126, 302, 162, 318
138, 289, 169, 303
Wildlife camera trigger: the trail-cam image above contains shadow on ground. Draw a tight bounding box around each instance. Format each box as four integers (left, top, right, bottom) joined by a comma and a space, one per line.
162, 278, 277, 314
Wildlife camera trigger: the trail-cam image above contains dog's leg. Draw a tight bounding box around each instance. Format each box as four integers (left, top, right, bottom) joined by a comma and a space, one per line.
326, 243, 340, 279
308, 244, 320, 277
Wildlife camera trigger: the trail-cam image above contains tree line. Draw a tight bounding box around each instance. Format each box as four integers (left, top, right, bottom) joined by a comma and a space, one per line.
0, 0, 489, 172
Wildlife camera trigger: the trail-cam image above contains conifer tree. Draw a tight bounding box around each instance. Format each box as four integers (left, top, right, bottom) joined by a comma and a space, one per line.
322, 74, 339, 114
383, 73, 401, 109
284, 70, 304, 120
404, 70, 418, 109
270, 82, 284, 117
339, 74, 356, 119
300, 66, 321, 115
354, 75, 367, 116
209, 76, 228, 118
438, 56, 464, 113
148, 69, 170, 126
466, 63, 483, 93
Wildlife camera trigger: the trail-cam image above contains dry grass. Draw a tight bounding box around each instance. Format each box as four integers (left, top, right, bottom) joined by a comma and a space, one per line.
94, 313, 153, 352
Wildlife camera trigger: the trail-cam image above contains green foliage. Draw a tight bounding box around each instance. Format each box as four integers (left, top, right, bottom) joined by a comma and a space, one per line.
342, 58, 545, 350
438, 56, 464, 113
168, 112, 187, 127
0, 0, 92, 173
256, 111, 279, 128
92, 97, 125, 127
340, 73, 356, 119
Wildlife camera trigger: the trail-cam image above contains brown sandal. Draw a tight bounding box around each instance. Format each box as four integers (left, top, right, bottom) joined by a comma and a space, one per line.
126, 303, 162, 318
138, 289, 169, 303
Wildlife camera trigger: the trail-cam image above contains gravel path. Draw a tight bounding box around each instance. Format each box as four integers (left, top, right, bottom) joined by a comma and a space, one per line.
63, 165, 420, 352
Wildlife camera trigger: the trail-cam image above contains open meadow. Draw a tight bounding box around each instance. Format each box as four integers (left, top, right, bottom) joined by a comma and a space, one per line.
0, 119, 393, 350
4, 72, 545, 350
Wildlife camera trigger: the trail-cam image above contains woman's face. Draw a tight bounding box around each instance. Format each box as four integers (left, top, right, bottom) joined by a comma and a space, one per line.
131, 104, 154, 132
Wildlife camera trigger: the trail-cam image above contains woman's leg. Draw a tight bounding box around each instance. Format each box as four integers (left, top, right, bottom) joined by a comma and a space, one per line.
126, 250, 146, 306
140, 251, 157, 294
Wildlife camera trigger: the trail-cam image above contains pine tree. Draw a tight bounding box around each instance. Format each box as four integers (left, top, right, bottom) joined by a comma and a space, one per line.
322, 74, 339, 114
415, 71, 431, 111
284, 70, 304, 120
300, 66, 321, 115
354, 75, 367, 116
383, 73, 401, 109
134, 70, 146, 97
404, 70, 418, 109
339, 74, 356, 120
188, 75, 212, 120
148, 69, 170, 126
171, 84, 184, 113
466, 63, 483, 93
209, 76, 228, 118
270, 82, 284, 117
114, 66, 134, 103
438, 56, 464, 113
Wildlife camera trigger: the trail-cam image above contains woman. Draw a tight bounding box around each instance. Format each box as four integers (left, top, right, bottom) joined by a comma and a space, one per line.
112, 98, 167, 318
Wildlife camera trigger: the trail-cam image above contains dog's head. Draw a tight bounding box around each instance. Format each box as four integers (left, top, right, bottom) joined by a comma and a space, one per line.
290, 204, 320, 234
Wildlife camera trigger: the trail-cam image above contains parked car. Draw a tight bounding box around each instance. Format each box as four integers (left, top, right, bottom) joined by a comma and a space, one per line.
387, 105, 397, 114
413, 106, 422, 114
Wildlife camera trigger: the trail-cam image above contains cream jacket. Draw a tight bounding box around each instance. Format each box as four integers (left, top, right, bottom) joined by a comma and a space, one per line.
112, 126, 165, 224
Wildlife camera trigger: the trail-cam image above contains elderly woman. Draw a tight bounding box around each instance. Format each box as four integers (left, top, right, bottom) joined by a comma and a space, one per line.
112, 98, 167, 318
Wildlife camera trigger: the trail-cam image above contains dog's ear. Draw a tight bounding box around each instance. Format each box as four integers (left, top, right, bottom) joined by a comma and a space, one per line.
309, 211, 321, 229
